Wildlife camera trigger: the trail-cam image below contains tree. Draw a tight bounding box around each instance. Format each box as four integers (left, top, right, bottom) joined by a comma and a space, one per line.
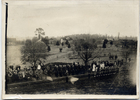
73, 38, 98, 66
56, 41, 60, 46
121, 48, 131, 62
35, 28, 45, 35
110, 40, 113, 46
35, 28, 45, 40
121, 40, 129, 48
41, 36, 49, 46
20, 38, 47, 67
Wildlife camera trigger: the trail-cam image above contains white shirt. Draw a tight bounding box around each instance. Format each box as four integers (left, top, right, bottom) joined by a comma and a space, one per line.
100, 63, 105, 69
22, 72, 25, 78
37, 65, 41, 69
92, 64, 96, 71
95, 67, 98, 71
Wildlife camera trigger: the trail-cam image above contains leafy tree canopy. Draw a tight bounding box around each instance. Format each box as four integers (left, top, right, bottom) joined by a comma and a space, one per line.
20, 37, 47, 66
42, 36, 49, 46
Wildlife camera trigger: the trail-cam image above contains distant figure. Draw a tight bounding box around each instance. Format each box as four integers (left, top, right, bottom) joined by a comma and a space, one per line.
95, 66, 98, 72
9, 65, 14, 70
117, 60, 120, 66
59, 48, 62, 52
22, 71, 25, 78
112, 55, 114, 60
114, 61, 117, 66
62, 42, 64, 46
16, 65, 20, 71
122, 59, 124, 64
100, 62, 105, 69
73, 62, 75, 66
129, 58, 131, 62
66, 70, 68, 83
96, 61, 100, 72
92, 63, 96, 72
109, 55, 113, 60
120, 59, 123, 67
88, 68, 91, 79
108, 53, 111, 56
37, 63, 41, 69
115, 55, 118, 60
66, 76, 68, 83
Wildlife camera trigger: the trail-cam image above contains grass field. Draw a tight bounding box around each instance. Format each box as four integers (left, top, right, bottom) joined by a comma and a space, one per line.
6, 42, 137, 94
7, 43, 136, 68
7, 45, 23, 67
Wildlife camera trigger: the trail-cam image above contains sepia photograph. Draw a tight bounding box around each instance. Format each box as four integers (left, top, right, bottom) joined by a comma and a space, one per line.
2, 0, 139, 99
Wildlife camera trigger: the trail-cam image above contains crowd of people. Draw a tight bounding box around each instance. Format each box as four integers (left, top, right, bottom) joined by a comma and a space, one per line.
7, 58, 125, 83
41, 59, 122, 77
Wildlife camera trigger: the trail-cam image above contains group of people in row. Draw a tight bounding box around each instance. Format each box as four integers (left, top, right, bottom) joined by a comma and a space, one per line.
109, 54, 118, 60
7, 58, 125, 79
40, 60, 122, 77
91, 59, 124, 71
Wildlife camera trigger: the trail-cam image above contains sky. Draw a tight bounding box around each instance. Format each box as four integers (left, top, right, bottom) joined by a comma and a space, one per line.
6, 0, 139, 39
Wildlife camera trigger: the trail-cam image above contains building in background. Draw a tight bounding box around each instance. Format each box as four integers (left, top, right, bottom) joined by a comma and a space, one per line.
7, 38, 16, 45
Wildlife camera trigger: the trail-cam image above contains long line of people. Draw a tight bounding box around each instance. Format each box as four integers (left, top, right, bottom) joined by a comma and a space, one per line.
7, 59, 122, 83
42, 60, 122, 77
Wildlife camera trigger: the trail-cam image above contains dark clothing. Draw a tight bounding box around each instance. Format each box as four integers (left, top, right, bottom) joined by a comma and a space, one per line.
115, 55, 118, 60
66, 76, 68, 83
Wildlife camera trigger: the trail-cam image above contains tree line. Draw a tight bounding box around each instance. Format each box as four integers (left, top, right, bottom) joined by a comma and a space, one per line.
20, 28, 137, 69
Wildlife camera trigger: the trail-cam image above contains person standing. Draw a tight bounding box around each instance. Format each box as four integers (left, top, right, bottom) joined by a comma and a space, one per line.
97, 61, 100, 72
37, 63, 41, 70
65, 69, 69, 83
58, 65, 62, 77
88, 67, 91, 79
129, 58, 131, 62
92, 62, 96, 76
115, 55, 118, 60
92, 63, 96, 72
